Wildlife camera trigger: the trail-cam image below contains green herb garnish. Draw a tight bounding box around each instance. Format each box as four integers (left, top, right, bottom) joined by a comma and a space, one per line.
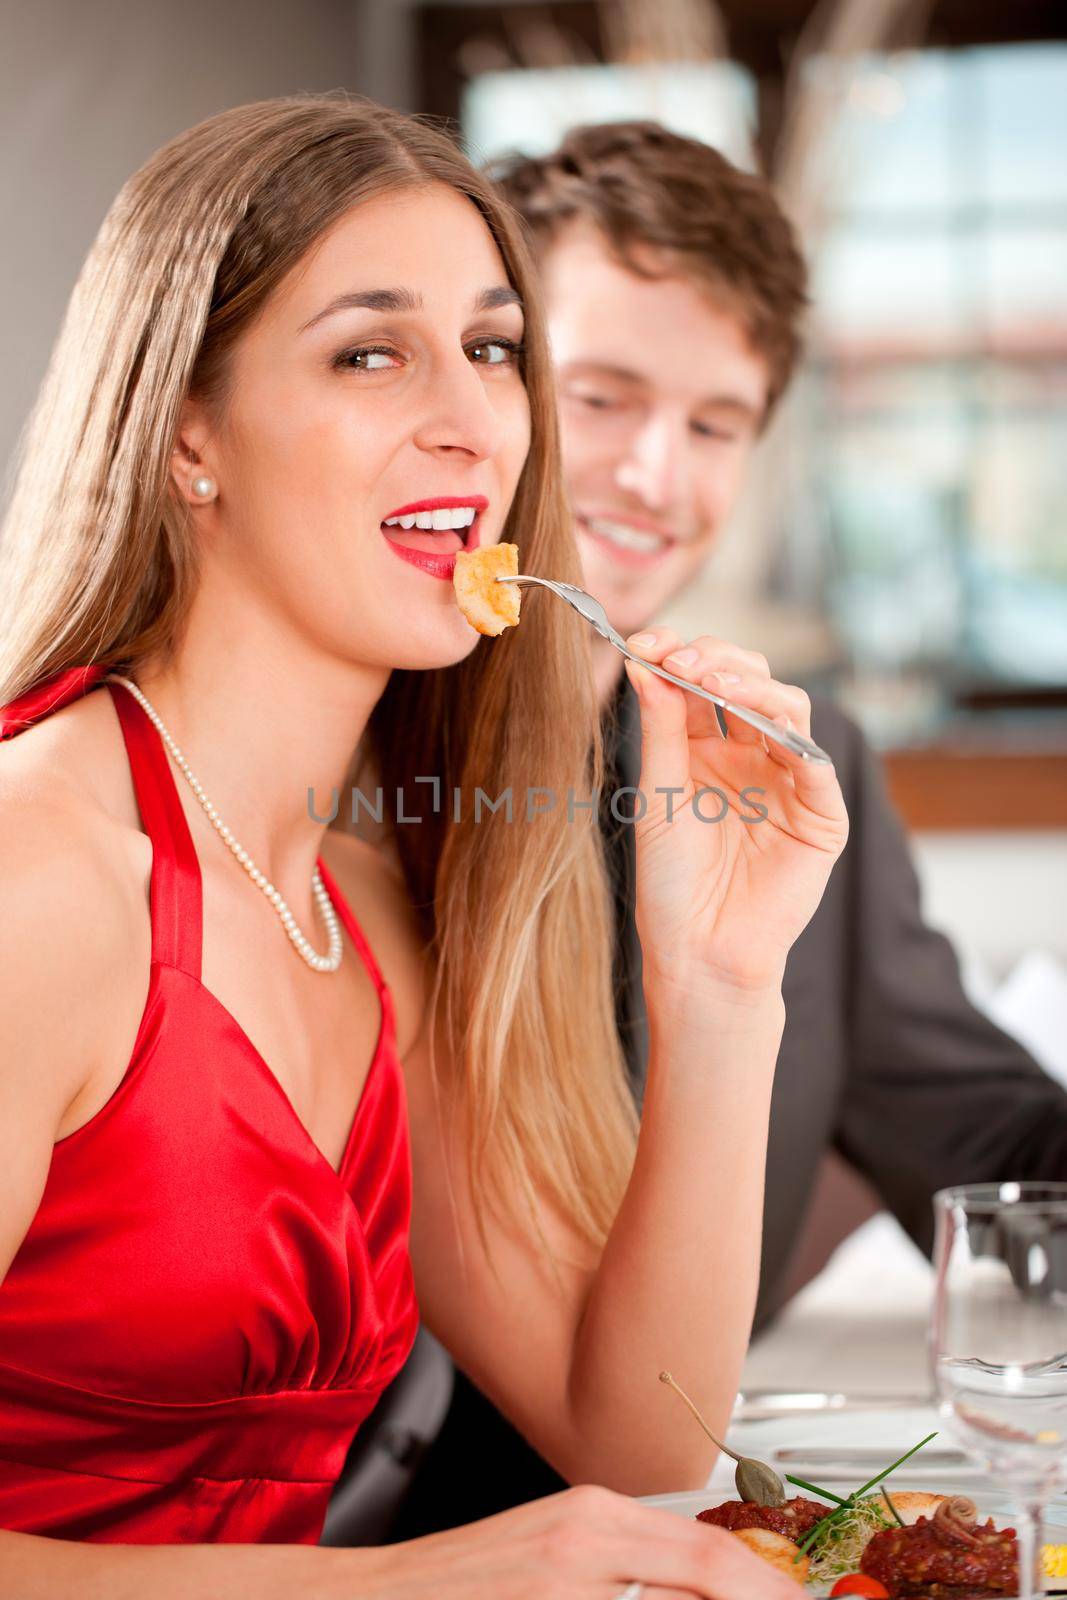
790, 1431, 939, 1564
783, 1472, 851, 1507
801, 1495, 897, 1585
881, 1485, 906, 1528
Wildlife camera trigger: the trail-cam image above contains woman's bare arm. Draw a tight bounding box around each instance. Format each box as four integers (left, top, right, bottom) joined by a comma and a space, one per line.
0, 1489, 805, 1600
396, 640, 848, 1496
324, 831, 778, 1492
0, 804, 122, 1282
403, 984, 783, 1495
0, 1531, 368, 1600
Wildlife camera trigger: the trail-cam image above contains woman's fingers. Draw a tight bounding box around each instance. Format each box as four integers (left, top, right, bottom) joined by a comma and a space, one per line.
623, 652, 692, 820
699, 672, 812, 750
694, 671, 844, 818
621, 628, 844, 832
626, 630, 791, 748
628, 628, 772, 683
629, 624, 835, 775
618, 1518, 811, 1598
574, 1491, 812, 1599
621, 630, 763, 801
357, 1483, 804, 1598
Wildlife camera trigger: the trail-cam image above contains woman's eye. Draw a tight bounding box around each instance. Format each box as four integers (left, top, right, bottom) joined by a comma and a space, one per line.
467, 338, 524, 367
333, 338, 524, 374
334, 345, 401, 372
692, 421, 737, 442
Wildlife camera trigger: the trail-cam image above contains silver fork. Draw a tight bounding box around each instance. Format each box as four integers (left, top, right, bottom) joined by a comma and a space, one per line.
496, 574, 833, 766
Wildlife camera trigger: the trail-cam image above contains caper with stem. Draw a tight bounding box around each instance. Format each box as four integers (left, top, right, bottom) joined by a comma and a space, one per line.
658, 1371, 786, 1508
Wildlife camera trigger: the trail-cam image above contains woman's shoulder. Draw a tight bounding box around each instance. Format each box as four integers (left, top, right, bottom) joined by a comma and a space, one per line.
1, 678, 130, 815
0, 683, 149, 932
319, 830, 432, 1059
0, 692, 153, 1126
0, 761, 148, 977
0, 691, 144, 938
0, 791, 146, 1128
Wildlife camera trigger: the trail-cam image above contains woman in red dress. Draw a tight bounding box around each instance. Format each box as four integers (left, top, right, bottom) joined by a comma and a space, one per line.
0, 97, 847, 1597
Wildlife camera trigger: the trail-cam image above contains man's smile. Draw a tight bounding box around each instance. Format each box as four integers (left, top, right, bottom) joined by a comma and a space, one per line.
576, 510, 687, 567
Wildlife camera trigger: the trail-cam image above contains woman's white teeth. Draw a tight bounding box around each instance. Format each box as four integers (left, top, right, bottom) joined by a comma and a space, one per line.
588, 517, 667, 553
383, 506, 477, 531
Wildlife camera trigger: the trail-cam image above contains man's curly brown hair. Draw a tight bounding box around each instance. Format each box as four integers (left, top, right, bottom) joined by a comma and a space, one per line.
488, 121, 809, 417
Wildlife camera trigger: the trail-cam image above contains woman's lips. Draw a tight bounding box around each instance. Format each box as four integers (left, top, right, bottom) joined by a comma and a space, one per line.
381, 511, 483, 581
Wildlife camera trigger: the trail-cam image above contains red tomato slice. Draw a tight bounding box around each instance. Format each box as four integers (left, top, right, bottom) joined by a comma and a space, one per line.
829, 1579, 889, 1598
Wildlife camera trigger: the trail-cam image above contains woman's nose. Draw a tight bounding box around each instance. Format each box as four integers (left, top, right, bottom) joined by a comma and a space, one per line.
411, 356, 504, 463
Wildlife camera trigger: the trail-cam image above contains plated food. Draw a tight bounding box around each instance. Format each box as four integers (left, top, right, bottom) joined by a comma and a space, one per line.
696, 1487, 1065, 1596
653, 1372, 1065, 1596
734, 1526, 813, 1583
452, 541, 521, 635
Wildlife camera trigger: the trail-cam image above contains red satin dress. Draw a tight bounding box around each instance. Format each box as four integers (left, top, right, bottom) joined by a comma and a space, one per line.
0, 665, 419, 1543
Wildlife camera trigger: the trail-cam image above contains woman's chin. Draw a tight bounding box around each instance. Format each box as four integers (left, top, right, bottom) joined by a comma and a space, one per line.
376, 609, 483, 674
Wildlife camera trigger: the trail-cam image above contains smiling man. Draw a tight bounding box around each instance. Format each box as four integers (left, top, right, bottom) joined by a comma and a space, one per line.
326, 121, 1067, 1546
539, 230, 791, 704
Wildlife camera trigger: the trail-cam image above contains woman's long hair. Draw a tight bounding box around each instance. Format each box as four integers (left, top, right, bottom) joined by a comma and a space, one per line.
0, 95, 636, 1253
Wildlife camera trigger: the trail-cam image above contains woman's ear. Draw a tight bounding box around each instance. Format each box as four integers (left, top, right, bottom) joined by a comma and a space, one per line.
170, 401, 219, 506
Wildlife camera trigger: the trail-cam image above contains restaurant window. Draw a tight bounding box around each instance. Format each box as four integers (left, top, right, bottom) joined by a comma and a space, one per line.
805, 44, 1067, 743
463, 58, 756, 169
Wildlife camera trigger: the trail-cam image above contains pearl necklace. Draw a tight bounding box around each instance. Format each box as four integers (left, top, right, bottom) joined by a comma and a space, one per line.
105, 675, 343, 974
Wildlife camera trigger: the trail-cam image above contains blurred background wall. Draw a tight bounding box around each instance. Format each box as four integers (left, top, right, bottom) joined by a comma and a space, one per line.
0, 0, 362, 477
2, 0, 1065, 992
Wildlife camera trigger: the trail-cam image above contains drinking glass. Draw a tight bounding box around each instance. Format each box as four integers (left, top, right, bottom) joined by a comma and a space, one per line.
931, 1182, 1067, 1600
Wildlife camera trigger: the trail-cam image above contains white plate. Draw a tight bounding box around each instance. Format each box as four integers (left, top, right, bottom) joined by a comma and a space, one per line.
639, 1487, 1067, 1597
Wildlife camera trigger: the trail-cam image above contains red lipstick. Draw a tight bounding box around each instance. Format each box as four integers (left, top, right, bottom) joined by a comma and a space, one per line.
381, 494, 488, 582
382, 494, 489, 520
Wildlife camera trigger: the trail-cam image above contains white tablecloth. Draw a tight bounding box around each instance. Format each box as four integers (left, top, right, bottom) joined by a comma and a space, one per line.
741, 1212, 934, 1398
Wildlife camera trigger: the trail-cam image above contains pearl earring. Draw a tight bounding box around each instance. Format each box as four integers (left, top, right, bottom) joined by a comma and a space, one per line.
191, 474, 217, 500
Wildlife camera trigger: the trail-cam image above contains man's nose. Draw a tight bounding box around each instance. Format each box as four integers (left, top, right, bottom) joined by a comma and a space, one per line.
411, 355, 503, 463
613, 412, 689, 512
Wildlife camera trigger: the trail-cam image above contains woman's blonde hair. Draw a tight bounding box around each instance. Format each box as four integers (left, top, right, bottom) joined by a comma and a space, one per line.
0, 95, 636, 1251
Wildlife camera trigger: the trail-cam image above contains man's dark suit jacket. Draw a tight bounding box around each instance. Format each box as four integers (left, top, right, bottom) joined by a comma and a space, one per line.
384, 683, 1067, 1536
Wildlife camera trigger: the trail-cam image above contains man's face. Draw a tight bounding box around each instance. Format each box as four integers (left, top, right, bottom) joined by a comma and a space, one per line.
542, 222, 771, 640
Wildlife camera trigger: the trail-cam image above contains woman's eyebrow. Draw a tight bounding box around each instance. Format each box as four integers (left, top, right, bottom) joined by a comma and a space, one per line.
299, 284, 522, 333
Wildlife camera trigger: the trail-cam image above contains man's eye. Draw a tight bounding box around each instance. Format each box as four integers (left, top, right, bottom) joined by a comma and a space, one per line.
334, 345, 400, 371
571, 392, 616, 411
693, 421, 737, 442
467, 338, 524, 366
